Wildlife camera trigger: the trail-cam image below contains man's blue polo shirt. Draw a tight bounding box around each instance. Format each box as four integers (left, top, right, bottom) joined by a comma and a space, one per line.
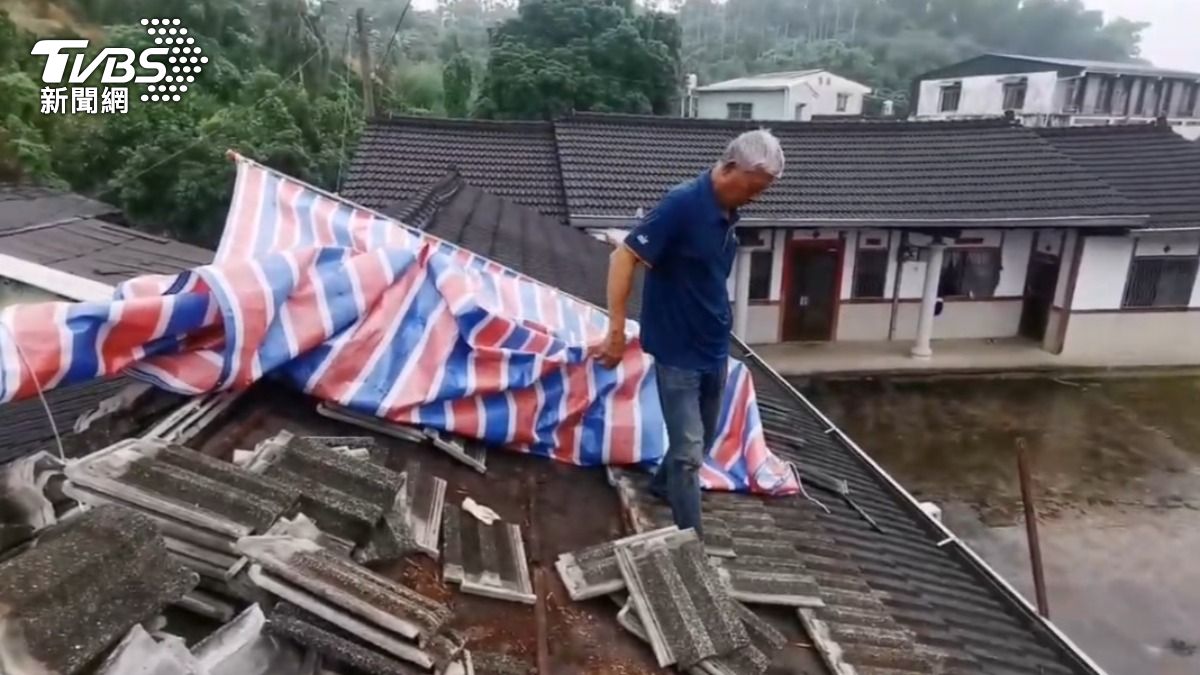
624, 171, 737, 372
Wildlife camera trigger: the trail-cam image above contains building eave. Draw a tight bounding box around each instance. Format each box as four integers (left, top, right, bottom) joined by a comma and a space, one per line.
570, 214, 1149, 230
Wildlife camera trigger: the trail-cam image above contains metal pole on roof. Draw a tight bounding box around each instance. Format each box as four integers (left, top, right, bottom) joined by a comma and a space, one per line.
356, 7, 377, 119
1016, 437, 1051, 618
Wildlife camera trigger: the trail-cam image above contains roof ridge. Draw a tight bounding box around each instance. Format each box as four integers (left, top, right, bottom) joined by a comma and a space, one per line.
375, 114, 553, 131
558, 111, 1018, 131
385, 170, 465, 229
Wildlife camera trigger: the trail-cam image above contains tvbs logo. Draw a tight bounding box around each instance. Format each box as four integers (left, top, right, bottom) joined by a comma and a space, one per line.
32, 18, 206, 114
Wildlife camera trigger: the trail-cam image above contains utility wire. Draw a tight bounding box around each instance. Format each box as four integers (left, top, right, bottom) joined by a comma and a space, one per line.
336, 20, 355, 193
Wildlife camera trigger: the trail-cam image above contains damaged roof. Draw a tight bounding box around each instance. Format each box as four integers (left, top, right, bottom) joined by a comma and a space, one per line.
345, 113, 1148, 230
1036, 123, 1200, 229
382, 178, 1104, 674
0, 177, 1107, 674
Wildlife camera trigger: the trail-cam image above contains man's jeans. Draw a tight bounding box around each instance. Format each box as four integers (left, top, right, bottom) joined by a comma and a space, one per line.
649, 362, 726, 538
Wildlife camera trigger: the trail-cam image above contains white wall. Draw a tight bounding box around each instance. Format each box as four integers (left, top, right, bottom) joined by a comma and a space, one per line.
837, 300, 1025, 341
696, 89, 787, 121
795, 73, 869, 118
696, 72, 869, 121
1061, 312, 1200, 365
915, 71, 1060, 118
1072, 236, 1134, 310
745, 304, 780, 344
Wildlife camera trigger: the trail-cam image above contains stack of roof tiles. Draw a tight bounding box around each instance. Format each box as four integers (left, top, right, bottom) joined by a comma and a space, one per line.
63, 437, 300, 598
237, 534, 466, 672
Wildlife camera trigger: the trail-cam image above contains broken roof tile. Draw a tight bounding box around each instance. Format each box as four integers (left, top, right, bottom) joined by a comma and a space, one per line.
554, 525, 680, 601
442, 503, 534, 604
267, 602, 422, 675
238, 536, 452, 641
0, 505, 197, 675
616, 533, 748, 668
65, 439, 299, 538
406, 461, 447, 559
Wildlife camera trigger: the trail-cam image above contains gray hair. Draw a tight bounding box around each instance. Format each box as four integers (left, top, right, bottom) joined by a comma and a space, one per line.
719, 129, 785, 177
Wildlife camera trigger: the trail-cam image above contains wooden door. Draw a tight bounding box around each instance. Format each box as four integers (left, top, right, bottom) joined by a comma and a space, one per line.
782, 240, 842, 342
1020, 252, 1060, 341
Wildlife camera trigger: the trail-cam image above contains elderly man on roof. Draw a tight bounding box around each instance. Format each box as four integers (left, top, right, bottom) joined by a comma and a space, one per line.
597, 129, 785, 537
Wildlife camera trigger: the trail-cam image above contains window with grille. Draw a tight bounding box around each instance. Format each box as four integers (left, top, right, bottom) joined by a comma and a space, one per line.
1002, 82, 1027, 111
747, 250, 773, 300
726, 102, 754, 120
938, 248, 1001, 299
853, 248, 889, 298
1123, 257, 1199, 308
836, 93, 850, 112
939, 83, 962, 112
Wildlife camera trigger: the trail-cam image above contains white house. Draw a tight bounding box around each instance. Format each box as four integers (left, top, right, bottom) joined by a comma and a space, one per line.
913, 53, 1200, 141
338, 113, 1200, 368
691, 70, 873, 121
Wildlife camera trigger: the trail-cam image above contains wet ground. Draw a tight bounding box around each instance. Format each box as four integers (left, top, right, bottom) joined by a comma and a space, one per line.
805, 373, 1200, 675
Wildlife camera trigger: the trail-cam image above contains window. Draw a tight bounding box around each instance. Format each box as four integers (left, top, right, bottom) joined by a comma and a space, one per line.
748, 250, 773, 300
938, 248, 1001, 299
836, 93, 850, 112
1002, 81, 1027, 111
1186, 82, 1200, 117
939, 83, 962, 112
1123, 257, 1199, 308
794, 103, 807, 120
727, 102, 753, 120
853, 248, 889, 298
1134, 79, 1149, 115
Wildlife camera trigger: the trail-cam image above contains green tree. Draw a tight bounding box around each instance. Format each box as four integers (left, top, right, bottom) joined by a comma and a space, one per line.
443, 52, 475, 117
676, 0, 1148, 104
475, 0, 681, 119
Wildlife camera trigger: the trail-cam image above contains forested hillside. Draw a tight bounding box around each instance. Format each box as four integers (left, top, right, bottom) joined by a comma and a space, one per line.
0, 0, 1147, 244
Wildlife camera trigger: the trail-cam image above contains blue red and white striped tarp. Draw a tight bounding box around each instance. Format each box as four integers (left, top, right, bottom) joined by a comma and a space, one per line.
0, 156, 798, 495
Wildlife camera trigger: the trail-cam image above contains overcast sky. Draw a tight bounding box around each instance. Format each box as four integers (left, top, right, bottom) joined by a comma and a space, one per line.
409, 0, 1200, 73
1083, 0, 1200, 71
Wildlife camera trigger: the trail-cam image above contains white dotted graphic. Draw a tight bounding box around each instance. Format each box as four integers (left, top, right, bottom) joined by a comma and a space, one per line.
139, 19, 203, 105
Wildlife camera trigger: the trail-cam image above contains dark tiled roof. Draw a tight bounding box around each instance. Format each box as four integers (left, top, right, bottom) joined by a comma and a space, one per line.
555, 114, 1140, 226
0, 218, 213, 284
1036, 124, 1200, 229
343, 116, 567, 221
0, 184, 117, 231
387, 173, 632, 315
0, 377, 128, 465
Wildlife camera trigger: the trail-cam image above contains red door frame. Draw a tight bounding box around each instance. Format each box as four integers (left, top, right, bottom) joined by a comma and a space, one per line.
779, 236, 845, 342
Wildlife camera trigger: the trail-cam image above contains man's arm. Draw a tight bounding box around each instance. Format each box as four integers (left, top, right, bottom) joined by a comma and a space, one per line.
597, 245, 641, 367
595, 194, 682, 368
